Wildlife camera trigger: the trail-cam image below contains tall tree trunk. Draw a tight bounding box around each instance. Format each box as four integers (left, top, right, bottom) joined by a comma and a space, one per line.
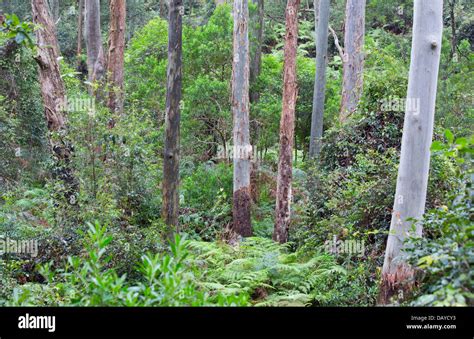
249, 0, 263, 103
32, 0, 78, 205
273, 0, 300, 244
76, 0, 84, 68
160, 0, 168, 18
162, 0, 183, 234
231, 0, 252, 237
379, 0, 443, 305
340, 0, 365, 122
48, 0, 60, 22
106, 0, 126, 114
309, 0, 329, 158
85, 0, 105, 85
449, 0, 456, 59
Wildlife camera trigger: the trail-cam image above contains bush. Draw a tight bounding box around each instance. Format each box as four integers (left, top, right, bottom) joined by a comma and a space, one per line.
405, 134, 473, 306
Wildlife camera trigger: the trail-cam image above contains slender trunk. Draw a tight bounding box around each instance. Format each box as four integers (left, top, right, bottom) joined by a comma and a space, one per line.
249, 0, 264, 103
106, 0, 126, 114
76, 0, 84, 68
48, 0, 59, 22
32, 0, 78, 205
309, 0, 329, 158
231, 0, 252, 237
85, 0, 105, 85
273, 0, 300, 244
449, 0, 456, 59
162, 0, 183, 234
160, 0, 167, 18
379, 0, 443, 305
340, 0, 365, 122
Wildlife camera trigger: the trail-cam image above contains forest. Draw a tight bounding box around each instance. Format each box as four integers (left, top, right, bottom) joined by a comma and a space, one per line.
0, 0, 472, 308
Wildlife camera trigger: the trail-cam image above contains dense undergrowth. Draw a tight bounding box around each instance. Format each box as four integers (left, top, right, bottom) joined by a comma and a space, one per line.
0, 3, 473, 307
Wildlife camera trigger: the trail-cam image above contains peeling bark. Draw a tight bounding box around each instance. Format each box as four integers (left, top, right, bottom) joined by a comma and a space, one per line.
231, 0, 252, 237
32, 0, 78, 205
106, 0, 126, 114
162, 0, 183, 235
273, 0, 300, 244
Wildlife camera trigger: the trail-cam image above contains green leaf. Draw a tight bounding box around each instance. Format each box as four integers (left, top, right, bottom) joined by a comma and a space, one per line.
444, 129, 454, 144
454, 137, 467, 148
430, 141, 445, 152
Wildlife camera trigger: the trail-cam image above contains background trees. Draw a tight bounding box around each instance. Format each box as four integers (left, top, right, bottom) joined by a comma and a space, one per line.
340, 0, 366, 122
309, 0, 330, 158
106, 0, 126, 114
84, 0, 105, 85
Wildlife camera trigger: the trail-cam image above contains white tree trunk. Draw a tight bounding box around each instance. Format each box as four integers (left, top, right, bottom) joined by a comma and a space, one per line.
340, 0, 365, 122
309, 0, 329, 158
379, 0, 444, 305
231, 0, 252, 237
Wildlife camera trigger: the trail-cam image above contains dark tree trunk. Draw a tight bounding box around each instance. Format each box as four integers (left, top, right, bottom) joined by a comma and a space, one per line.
106, 0, 126, 114
162, 0, 183, 235
273, 0, 300, 244
32, 0, 78, 205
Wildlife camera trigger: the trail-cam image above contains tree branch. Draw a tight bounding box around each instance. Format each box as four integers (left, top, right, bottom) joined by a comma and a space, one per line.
329, 25, 345, 62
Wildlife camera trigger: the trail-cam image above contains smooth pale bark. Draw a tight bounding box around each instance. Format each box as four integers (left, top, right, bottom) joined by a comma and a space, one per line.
85, 0, 105, 84
231, 0, 252, 237
249, 0, 263, 103
274, 0, 300, 244
379, 0, 444, 305
162, 0, 183, 233
76, 0, 84, 67
340, 0, 365, 122
106, 0, 126, 114
32, 0, 78, 205
309, 0, 329, 158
